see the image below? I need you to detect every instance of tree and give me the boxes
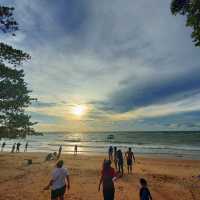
[0,6,37,138]
[171,0,200,47]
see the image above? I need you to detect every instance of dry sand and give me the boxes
[0,152,200,200]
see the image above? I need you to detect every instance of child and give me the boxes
[139,178,152,200]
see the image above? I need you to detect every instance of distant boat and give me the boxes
[107,134,114,140]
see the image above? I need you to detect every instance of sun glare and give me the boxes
[72,105,86,116]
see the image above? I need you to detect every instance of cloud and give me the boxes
[29,111,65,124]
[94,67,200,113]
[1,0,200,131]
[31,101,58,108]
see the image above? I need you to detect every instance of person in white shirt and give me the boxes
[44,160,70,200]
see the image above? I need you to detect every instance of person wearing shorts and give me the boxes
[117,149,124,176]
[44,160,70,200]
[125,147,135,174]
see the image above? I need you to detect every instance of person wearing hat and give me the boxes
[44,160,70,200]
[98,160,118,200]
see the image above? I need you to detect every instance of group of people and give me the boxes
[45,145,152,200]
[108,146,136,175]
[46,145,63,161]
[99,159,152,200]
[1,141,28,153]
[45,158,152,200]
[45,144,78,162]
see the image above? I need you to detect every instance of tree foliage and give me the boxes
[0,6,18,34]
[0,6,37,138]
[171,0,200,47]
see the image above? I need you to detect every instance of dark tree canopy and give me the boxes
[0,5,37,138]
[0,6,18,34]
[171,0,200,47]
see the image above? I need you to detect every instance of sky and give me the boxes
[1,0,200,132]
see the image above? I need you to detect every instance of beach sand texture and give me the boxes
[0,153,200,200]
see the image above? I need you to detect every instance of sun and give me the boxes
[71,105,87,116]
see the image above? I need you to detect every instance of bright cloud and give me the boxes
[1,0,200,131]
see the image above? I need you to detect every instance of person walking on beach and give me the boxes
[108,146,113,161]
[98,160,118,200]
[125,147,135,174]
[11,143,16,153]
[74,145,78,155]
[113,147,118,170]
[1,142,6,152]
[117,149,124,176]
[16,142,21,152]
[24,142,28,152]
[44,160,70,200]
[139,178,152,200]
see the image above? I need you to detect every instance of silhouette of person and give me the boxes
[24,142,28,152]
[11,143,16,153]
[1,142,6,152]
[74,145,78,155]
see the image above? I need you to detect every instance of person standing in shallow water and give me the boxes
[11,143,16,153]
[125,147,135,174]
[24,142,28,152]
[1,142,6,152]
[74,145,78,155]
[98,160,118,200]
[16,142,21,152]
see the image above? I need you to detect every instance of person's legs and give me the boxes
[103,190,114,200]
[121,163,124,176]
[114,160,118,170]
[59,195,64,200]
[51,190,58,200]
[118,162,120,173]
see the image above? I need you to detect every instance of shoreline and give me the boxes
[1,150,200,161]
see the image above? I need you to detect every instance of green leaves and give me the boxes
[0,5,37,138]
[0,43,31,66]
[171,0,200,47]
[0,6,18,34]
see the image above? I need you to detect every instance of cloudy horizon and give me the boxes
[1,0,200,132]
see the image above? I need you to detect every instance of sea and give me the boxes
[1,131,200,159]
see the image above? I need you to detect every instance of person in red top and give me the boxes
[98,160,117,200]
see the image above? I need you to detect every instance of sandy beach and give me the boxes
[0,152,200,200]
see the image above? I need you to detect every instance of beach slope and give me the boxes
[0,153,200,200]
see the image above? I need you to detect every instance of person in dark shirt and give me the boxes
[98,160,118,200]
[108,146,113,161]
[139,178,152,200]
[16,142,21,152]
[117,149,124,176]
[1,142,6,152]
[11,143,16,153]
[113,147,118,170]
[24,142,28,152]
[74,145,78,155]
